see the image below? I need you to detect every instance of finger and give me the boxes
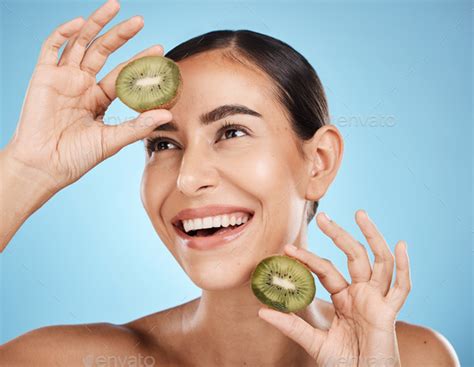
[355,210,394,295]
[100,109,173,158]
[284,244,349,295]
[38,17,85,65]
[61,0,120,67]
[57,34,78,66]
[385,241,411,310]
[258,308,326,360]
[316,212,372,283]
[97,44,164,102]
[81,15,144,76]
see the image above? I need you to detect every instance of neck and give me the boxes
[185,283,318,366]
[182,227,325,366]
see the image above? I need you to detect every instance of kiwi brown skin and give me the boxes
[251,254,316,313]
[115,55,183,113]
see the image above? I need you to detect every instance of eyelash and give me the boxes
[145,121,250,154]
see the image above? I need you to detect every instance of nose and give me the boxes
[176,142,219,197]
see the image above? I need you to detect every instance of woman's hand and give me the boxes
[258,210,411,367]
[3,0,172,194]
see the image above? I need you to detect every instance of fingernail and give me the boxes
[322,212,331,222]
[286,244,298,252]
[155,110,173,122]
[130,15,144,24]
[258,308,277,320]
[141,110,172,126]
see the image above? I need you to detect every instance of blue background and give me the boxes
[1,0,472,365]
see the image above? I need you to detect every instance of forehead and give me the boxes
[170,50,281,119]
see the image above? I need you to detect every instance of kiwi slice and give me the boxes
[115,55,182,112]
[251,255,316,313]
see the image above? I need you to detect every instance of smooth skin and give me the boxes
[0,0,460,366]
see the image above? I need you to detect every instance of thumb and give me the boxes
[258,307,326,360]
[102,109,173,158]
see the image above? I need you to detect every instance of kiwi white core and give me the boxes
[135,76,164,87]
[272,276,296,290]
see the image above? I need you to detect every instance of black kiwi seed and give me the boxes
[250,254,316,313]
[115,55,182,113]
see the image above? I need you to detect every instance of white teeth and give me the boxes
[193,218,203,230]
[213,216,221,228]
[180,212,251,233]
[202,217,213,229]
[222,216,230,227]
[183,220,191,233]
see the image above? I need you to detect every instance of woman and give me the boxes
[0,0,459,366]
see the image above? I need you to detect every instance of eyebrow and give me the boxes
[152,104,263,132]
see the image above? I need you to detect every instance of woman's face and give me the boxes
[141,50,312,290]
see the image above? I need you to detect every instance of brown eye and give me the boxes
[223,128,246,139]
[146,138,178,154]
[218,124,249,142]
[156,141,177,151]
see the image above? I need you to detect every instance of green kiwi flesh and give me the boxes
[115,55,182,112]
[251,255,316,313]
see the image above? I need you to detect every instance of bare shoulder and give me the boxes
[396,320,460,367]
[123,298,199,365]
[0,322,154,367]
[0,298,198,367]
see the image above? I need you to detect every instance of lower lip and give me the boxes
[173,215,254,251]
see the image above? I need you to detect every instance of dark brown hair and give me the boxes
[165,30,329,224]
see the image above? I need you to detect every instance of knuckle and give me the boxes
[373,253,385,264]
[93,39,115,57]
[52,28,66,40]
[350,242,369,262]
[76,34,90,47]
[92,15,108,28]
[387,253,395,264]
[350,244,366,261]
[321,258,333,267]
[332,231,345,244]
[400,281,412,293]
[42,31,58,49]
[76,28,96,48]
[115,29,130,43]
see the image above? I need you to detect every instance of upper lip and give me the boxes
[171,205,255,227]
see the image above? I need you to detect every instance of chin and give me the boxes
[182,256,256,291]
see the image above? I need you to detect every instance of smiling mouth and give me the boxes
[174,214,254,238]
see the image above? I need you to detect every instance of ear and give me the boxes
[302,125,344,201]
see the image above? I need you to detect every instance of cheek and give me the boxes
[245,147,296,205]
[249,145,306,243]
[140,164,175,217]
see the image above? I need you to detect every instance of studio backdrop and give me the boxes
[0,0,471,365]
